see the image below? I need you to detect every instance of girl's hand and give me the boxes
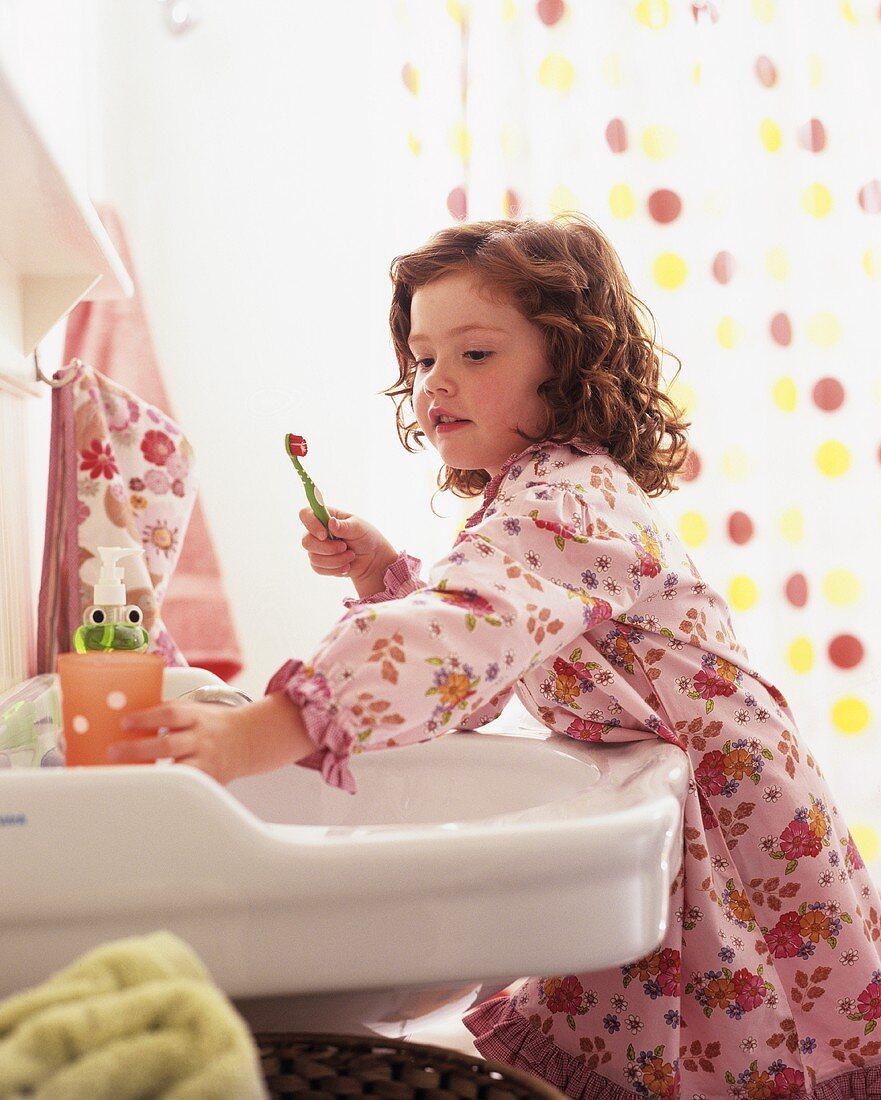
[299,506,399,598]
[108,692,314,784]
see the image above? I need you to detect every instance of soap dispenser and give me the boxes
[73,546,150,653]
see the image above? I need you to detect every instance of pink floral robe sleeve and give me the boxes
[265,481,631,794]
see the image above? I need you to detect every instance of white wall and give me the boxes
[0,0,101,633]
[83,2,468,696]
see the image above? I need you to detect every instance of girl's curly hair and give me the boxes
[383,212,690,499]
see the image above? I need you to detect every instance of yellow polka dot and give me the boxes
[652,252,687,289]
[839,0,860,26]
[779,508,804,542]
[729,575,759,611]
[549,184,580,216]
[634,0,669,29]
[823,569,861,605]
[446,0,470,25]
[449,122,472,162]
[538,54,575,94]
[802,183,833,218]
[679,512,708,548]
[765,246,789,282]
[502,0,517,21]
[863,247,881,279]
[609,183,636,219]
[601,53,623,88]
[787,637,814,674]
[702,192,727,217]
[401,64,420,95]
[716,316,744,349]
[692,63,701,86]
[760,119,783,153]
[642,125,678,160]
[806,312,841,347]
[831,696,870,735]
[815,440,850,477]
[807,54,823,87]
[500,125,525,159]
[721,447,751,480]
[667,378,697,417]
[751,0,775,21]
[772,376,797,412]
[849,823,879,863]
[406,130,421,157]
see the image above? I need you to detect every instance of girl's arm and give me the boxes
[110,690,313,784]
[268,481,645,794]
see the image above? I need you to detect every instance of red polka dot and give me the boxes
[605,118,627,154]
[828,634,864,669]
[785,572,808,608]
[447,187,468,221]
[536,0,566,25]
[812,376,845,411]
[755,55,777,88]
[712,251,735,284]
[648,189,682,224]
[798,118,826,153]
[858,180,881,214]
[679,449,701,482]
[727,512,754,545]
[770,312,792,346]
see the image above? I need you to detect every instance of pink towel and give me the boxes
[62,205,243,682]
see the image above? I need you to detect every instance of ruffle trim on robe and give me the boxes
[264,659,357,794]
[463,995,881,1100]
[462,996,639,1100]
[342,552,424,610]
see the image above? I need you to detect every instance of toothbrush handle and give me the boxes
[293,457,335,536]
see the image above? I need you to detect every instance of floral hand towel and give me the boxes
[37,361,197,673]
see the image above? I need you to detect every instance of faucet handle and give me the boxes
[176,685,253,707]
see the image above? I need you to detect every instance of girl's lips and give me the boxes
[436,419,470,433]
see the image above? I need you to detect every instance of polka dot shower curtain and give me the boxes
[388,0,881,877]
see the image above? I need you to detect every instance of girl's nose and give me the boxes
[422,359,455,394]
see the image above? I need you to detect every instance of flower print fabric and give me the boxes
[37,362,197,675]
[266,441,881,1098]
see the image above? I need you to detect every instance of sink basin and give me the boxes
[0,667,687,1036]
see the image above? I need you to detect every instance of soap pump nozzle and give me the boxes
[94,546,142,605]
[73,545,150,653]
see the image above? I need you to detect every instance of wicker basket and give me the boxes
[253,1032,566,1099]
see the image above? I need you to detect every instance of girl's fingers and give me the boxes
[302,533,347,555]
[109,730,197,763]
[298,508,331,541]
[120,704,196,733]
[311,559,354,576]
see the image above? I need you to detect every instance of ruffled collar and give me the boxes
[464,439,608,529]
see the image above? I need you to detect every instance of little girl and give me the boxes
[113,215,881,1099]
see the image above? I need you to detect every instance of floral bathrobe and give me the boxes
[267,441,881,1100]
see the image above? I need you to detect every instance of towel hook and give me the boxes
[34,348,83,389]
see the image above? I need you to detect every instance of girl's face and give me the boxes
[409,269,553,477]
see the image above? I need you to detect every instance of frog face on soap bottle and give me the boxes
[74,546,150,653]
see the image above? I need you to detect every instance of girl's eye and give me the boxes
[413,351,491,370]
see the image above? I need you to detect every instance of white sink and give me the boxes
[0,667,687,1037]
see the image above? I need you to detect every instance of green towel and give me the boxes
[0,932,268,1099]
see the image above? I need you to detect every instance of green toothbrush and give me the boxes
[285,433,337,539]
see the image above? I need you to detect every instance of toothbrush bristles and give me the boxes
[287,433,308,457]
